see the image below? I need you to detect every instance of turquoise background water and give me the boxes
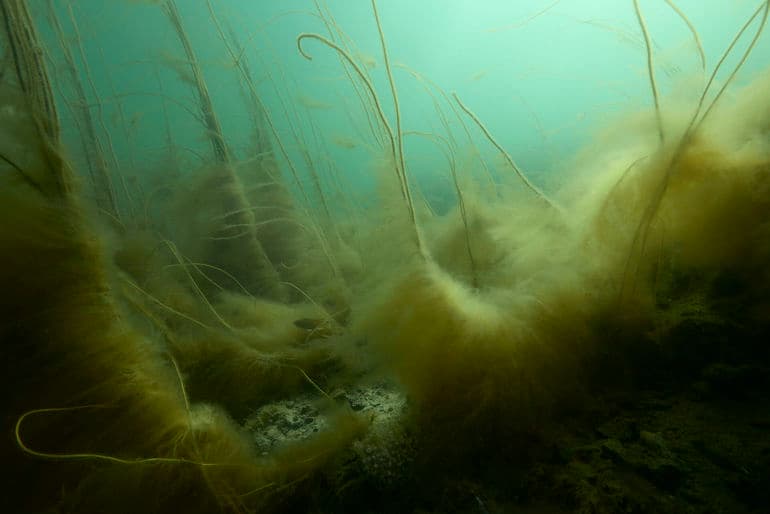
[33,1,770,213]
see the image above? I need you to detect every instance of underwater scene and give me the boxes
[2,0,770,512]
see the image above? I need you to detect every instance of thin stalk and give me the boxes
[46,0,117,214]
[396,63,496,190]
[619,0,770,303]
[406,131,478,287]
[663,0,705,75]
[315,0,387,147]
[66,3,120,172]
[692,1,769,133]
[632,0,664,145]
[1,0,60,143]
[297,32,423,253]
[453,92,562,212]
[206,0,342,282]
[161,0,287,301]
[1,0,72,198]
[162,0,228,162]
[371,0,417,237]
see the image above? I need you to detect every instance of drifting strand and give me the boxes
[486,0,562,33]
[14,406,240,468]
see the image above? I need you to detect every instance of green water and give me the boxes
[34,0,770,216]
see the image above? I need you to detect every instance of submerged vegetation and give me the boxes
[2,0,770,512]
